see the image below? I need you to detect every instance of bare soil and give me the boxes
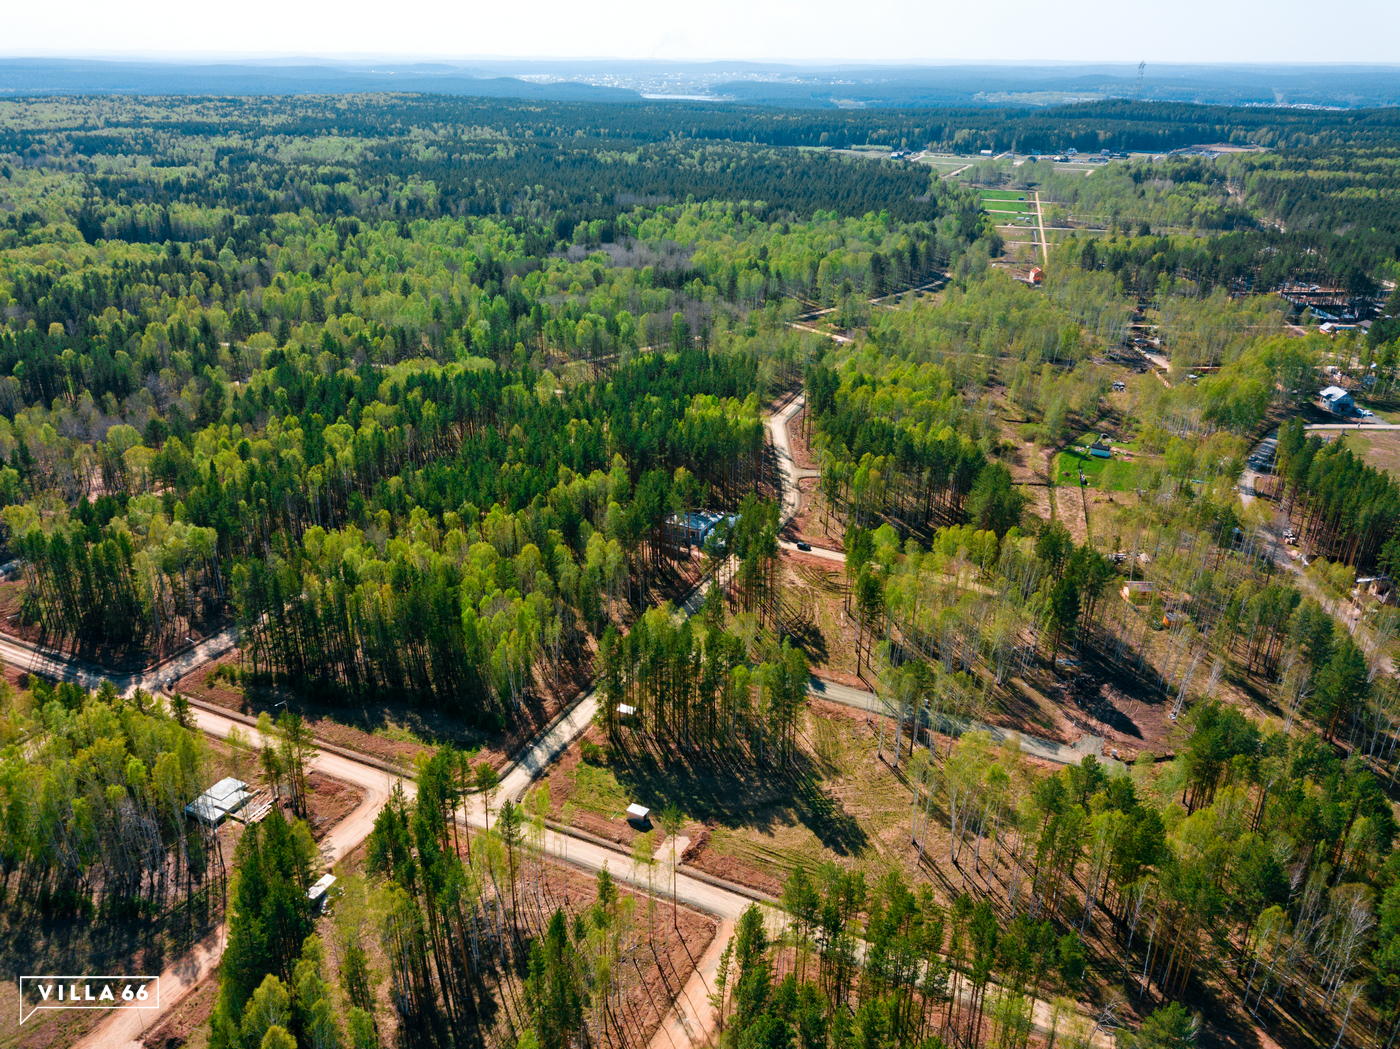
[784,405,821,472]
[776,559,862,683]
[785,478,846,550]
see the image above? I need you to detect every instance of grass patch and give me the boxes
[570,757,635,818]
[373,720,429,746]
[1340,429,1400,481]
[699,709,908,882]
[980,192,1034,220]
[1054,432,1143,491]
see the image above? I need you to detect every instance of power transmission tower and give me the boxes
[1136,61,1146,100]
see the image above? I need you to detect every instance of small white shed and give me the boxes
[308,873,337,912]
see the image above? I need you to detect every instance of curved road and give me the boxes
[32,395,1113,1049]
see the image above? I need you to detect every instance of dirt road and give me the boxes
[769,394,817,527]
[769,394,846,565]
[1033,189,1050,266]
[806,676,1115,769]
[0,624,238,697]
[75,705,400,1049]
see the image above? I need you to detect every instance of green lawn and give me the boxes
[569,758,637,818]
[1054,433,1143,491]
[979,191,1033,217]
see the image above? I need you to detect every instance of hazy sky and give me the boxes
[9,0,1400,65]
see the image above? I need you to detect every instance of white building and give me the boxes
[186,777,251,826]
[1319,386,1355,415]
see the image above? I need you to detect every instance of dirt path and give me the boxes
[74,706,398,1049]
[1033,189,1050,266]
[787,321,853,343]
[648,917,735,1049]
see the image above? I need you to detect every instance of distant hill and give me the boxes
[3,57,1400,109]
[0,58,641,101]
[709,63,1400,109]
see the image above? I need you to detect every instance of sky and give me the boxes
[8,0,1400,65]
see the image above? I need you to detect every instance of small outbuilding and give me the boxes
[616,703,637,719]
[308,874,337,913]
[186,777,251,826]
[1356,576,1395,605]
[625,803,651,826]
[1121,581,1157,605]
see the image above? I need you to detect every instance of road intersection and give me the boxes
[21,395,1114,1049]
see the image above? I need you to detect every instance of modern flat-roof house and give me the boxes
[666,510,736,548]
[186,777,252,826]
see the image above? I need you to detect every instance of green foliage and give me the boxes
[217,810,318,1022]
[0,678,209,914]
[1121,1003,1198,1049]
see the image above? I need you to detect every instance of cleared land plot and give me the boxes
[918,153,980,168]
[1342,429,1400,479]
[1053,431,1147,492]
[541,703,999,898]
[980,192,1033,213]
[777,557,862,684]
[1053,446,1142,491]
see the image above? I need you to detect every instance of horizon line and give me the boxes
[5,52,1400,70]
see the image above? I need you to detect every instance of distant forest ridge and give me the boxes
[4,56,1400,109]
[5,91,1400,154]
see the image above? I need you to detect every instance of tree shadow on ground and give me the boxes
[604,737,868,857]
[1062,627,1177,743]
[0,879,222,989]
[778,594,829,667]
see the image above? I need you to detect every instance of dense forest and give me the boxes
[5,92,1400,1049]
